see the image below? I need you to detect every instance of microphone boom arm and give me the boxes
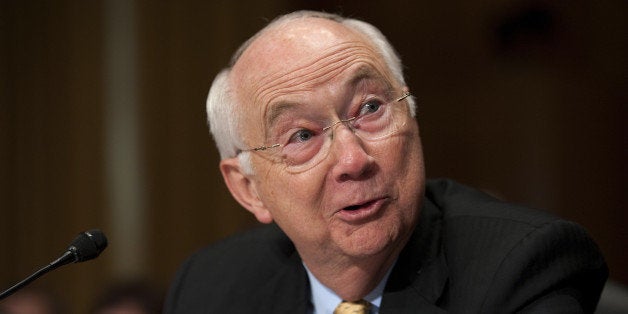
[0,229,107,301]
[0,251,74,300]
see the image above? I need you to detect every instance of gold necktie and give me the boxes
[333,300,371,314]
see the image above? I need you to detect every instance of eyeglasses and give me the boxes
[239,90,412,173]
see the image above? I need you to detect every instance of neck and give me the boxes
[301,248,399,301]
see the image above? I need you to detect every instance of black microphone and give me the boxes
[0,229,108,301]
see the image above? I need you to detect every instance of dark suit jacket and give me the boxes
[164,179,608,313]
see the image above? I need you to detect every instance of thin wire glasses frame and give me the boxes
[238,90,412,172]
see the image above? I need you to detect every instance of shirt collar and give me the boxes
[304,263,395,314]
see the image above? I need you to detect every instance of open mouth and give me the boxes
[343,199,378,211]
[336,197,387,222]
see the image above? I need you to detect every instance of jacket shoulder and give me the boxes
[425,179,607,312]
[164,224,304,313]
[426,178,557,226]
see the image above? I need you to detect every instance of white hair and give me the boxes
[206,11,415,173]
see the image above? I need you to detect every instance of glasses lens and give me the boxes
[352,95,408,141]
[249,91,410,174]
[279,133,327,167]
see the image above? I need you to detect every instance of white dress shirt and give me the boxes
[304,263,394,314]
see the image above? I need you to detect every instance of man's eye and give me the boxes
[359,99,383,116]
[289,129,315,143]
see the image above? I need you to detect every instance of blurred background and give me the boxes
[1,0,626,313]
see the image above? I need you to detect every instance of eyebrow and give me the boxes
[349,65,383,87]
[266,100,306,129]
[264,65,391,128]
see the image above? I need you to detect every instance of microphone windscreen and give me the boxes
[68,229,108,262]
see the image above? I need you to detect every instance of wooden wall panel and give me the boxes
[1,1,106,313]
[1,1,626,313]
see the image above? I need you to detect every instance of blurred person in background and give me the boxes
[0,288,63,314]
[91,281,162,314]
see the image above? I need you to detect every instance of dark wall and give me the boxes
[2,1,626,313]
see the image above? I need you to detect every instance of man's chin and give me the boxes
[333,227,400,258]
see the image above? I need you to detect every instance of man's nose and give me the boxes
[328,124,374,181]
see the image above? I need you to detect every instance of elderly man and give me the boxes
[164,11,607,313]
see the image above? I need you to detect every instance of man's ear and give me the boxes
[219,157,273,224]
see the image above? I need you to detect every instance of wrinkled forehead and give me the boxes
[229,17,392,104]
[232,18,361,80]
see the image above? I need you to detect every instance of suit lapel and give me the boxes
[381,198,449,313]
[256,232,310,313]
